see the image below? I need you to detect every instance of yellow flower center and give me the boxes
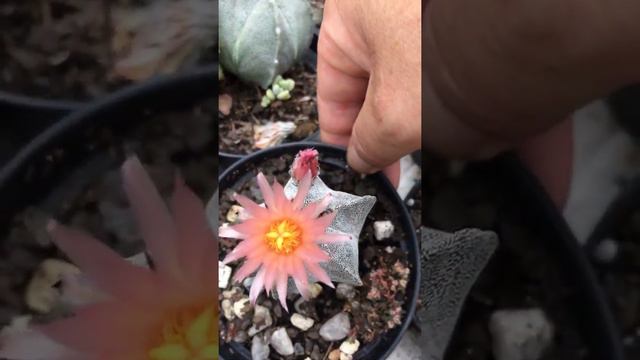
[265,219,302,254]
[148,304,218,360]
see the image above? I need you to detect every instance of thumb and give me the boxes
[347,86,420,174]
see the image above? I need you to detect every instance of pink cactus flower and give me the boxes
[0,157,217,360]
[291,148,319,182]
[220,171,349,311]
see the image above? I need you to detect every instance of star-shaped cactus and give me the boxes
[283,172,375,285]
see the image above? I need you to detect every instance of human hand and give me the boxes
[424,0,640,207]
[317,0,421,187]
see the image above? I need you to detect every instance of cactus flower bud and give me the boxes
[291,148,319,182]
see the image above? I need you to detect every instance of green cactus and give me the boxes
[219,0,314,88]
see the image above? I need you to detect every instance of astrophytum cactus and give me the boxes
[219,0,314,88]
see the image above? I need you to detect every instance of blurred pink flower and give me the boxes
[0,157,217,359]
[220,171,349,311]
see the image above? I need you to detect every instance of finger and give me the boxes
[382,161,401,189]
[347,86,420,174]
[317,1,369,147]
[517,117,574,209]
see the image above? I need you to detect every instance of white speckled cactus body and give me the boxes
[219,0,314,88]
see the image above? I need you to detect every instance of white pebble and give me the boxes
[340,353,353,360]
[319,312,351,341]
[233,298,252,319]
[309,283,323,298]
[249,305,273,336]
[373,220,394,240]
[219,261,232,289]
[290,313,315,331]
[489,308,554,360]
[270,328,294,356]
[226,205,243,223]
[25,259,80,313]
[339,338,360,355]
[222,299,235,320]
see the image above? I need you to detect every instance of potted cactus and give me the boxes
[217,144,419,360]
[218,0,321,161]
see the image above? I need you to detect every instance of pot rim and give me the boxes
[218,142,421,360]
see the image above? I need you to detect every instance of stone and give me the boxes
[340,353,353,360]
[25,259,80,313]
[251,334,270,360]
[233,330,248,342]
[248,305,273,336]
[270,327,294,356]
[291,313,315,331]
[335,283,356,300]
[219,261,232,289]
[222,286,243,300]
[319,312,351,341]
[242,276,254,290]
[226,204,243,223]
[233,298,252,319]
[373,220,394,240]
[328,349,341,360]
[339,338,360,355]
[221,299,234,320]
[489,308,554,360]
[294,342,305,356]
[309,283,323,298]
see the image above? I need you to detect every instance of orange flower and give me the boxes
[0,157,217,359]
[220,171,350,310]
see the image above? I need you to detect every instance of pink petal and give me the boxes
[257,173,275,210]
[121,157,180,279]
[219,225,243,239]
[290,258,311,299]
[301,194,332,218]
[48,221,158,304]
[0,327,85,360]
[296,244,330,263]
[37,301,157,353]
[292,171,312,210]
[249,268,266,304]
[305,262,334,288]
[315,211,336,230]
[234,194,268,218]
[271,180,288,212]
[221,239,254,264]
[262,261,278,296]
[276,271,289,311]
[171,174,216,282]
[233,257,262,282]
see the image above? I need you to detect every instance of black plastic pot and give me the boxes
[0,65,216,228]
[219,142,421,360]
[469,155,624,360]
[608,84,640,140]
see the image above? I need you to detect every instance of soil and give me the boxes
[219,153,413,359]
[0,99,217,332]
[218,67,319,155]
[420,155,588,360]
[592,207,640,359]
[0,0,215,100]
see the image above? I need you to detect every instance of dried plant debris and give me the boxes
[0,0,216,99]
[112,0,217,81]
[219,67,318,155]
